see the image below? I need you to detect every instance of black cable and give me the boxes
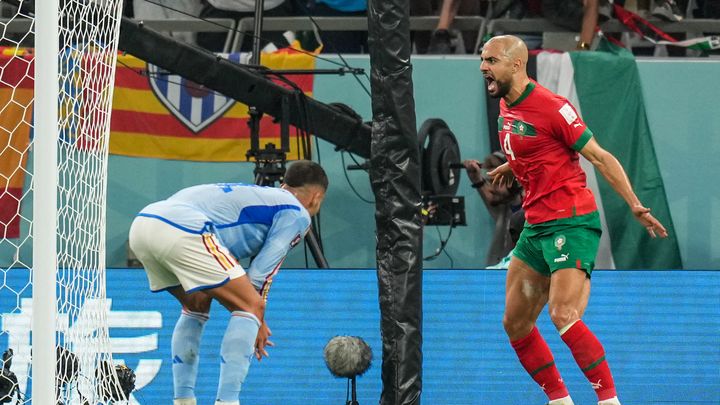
[141,0,365,72]
[116,57,228,96]
[295,123,302,160]
[297,95,325,250]
[266,71,326,256]
[347,151,368,173]
[294,125,305,159]
[265,73,310,160]
[295,92,312,159]
[315,127,322,165]
[423,225,455,264]
[304,238,310,268]
[291,0,372,98]
[314,129,323,243]
[341,152,374,204]
[257,70,314,166]
[443,240,455,268]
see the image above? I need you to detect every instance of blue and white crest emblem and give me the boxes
[146,53,247,133]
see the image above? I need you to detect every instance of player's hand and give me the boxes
[487,162,514,187]
[254,321,274,361]
[631,205,668,238]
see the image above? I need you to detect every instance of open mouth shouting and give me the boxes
[485,74,498,95]
[484,72,506,98]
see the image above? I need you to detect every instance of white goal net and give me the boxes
[0,1,127,403]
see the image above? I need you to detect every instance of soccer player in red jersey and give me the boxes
[480,35,668,405]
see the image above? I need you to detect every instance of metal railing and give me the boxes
[231,16,485,52]
[1,15,717,53]
[489,18,720,35]
[150,15,720,53]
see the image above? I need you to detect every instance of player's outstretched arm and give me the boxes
[580,137,668,238]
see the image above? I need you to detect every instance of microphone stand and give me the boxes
[346,376,359,405]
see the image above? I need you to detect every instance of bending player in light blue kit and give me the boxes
[129,160,328,405]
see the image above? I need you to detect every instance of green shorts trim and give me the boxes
[513,211,601,277]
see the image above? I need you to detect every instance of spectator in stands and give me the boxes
[542,0,600,50]
[302,0,368,54]
[426,0,481,54]
[133,0,203,44]
[698,0,720,48]
[428,0,531,53]
[652,0,685,22]
[428,0,601,53]
[123,0,134,18]
[463,151,523,266]
[410,0,439,54]
[196,0,297,52]
[699,0,720,18]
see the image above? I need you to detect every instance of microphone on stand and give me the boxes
[324,336,373,405]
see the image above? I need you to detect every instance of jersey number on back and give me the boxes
[502,132,516,161]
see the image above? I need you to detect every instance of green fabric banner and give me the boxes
[570,46,682,269]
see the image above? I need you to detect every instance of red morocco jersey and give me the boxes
[498,80,596,224]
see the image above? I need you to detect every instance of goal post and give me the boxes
[0,0,126,403]
[33,2,59,405]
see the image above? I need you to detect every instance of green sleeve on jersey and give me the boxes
[571,128,593,151]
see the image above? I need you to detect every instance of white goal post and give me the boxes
[0,1,126,403]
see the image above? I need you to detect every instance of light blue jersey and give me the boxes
[137,183,310,290]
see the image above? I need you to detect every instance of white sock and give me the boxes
[598,397,621,405]
[173,398,197,405]
[548,395,575,405]
[558,319,580,336]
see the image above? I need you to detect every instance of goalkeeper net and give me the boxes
[0,1,129,403]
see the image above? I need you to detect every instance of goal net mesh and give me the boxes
[0,1,126,403]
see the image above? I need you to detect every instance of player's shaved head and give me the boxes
[480,35,531,100]
[486,35,528,67]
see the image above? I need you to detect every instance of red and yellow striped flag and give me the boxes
[0,49,33,238]
[110,44,317,161]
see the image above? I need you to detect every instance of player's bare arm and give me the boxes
[580,137,668,238]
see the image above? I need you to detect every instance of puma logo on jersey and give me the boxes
[573,122,583,128]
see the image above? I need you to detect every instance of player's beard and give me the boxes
[488,78,512,99]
